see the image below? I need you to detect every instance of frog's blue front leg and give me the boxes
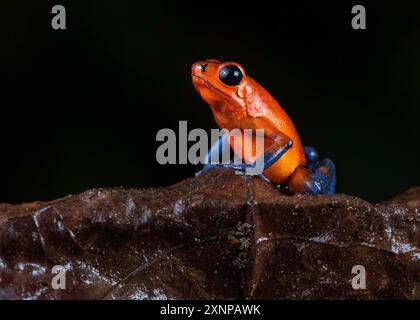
[262,136,293,169]
[201,134,230,172]
[198,134,252,174]
[197,133,292,176]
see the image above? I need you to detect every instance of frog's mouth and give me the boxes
[192,74,230,99]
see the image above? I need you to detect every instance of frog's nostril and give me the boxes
[200,63,208,72]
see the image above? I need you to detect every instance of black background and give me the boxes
[1,1,419,203]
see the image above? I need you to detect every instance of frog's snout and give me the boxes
[191,59,221,77]
[191,62,206,77]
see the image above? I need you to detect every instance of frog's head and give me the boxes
[192,59,248,114]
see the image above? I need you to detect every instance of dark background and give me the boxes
[1,1,419,203]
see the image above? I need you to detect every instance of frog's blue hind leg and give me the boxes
[304,146,318,163]
[302,146,335,194]
[312,158,336,194]
[323,159,336,194]
[287,158,336,195]
[275,146,319,191]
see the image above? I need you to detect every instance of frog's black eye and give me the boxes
[219,65,243,86]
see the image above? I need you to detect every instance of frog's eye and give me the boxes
[219,65,243,86]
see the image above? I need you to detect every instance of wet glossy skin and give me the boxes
[191,59,306,184]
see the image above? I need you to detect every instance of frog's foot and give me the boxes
[286,158,336,195]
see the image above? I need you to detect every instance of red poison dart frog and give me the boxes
[192,59,336,195]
